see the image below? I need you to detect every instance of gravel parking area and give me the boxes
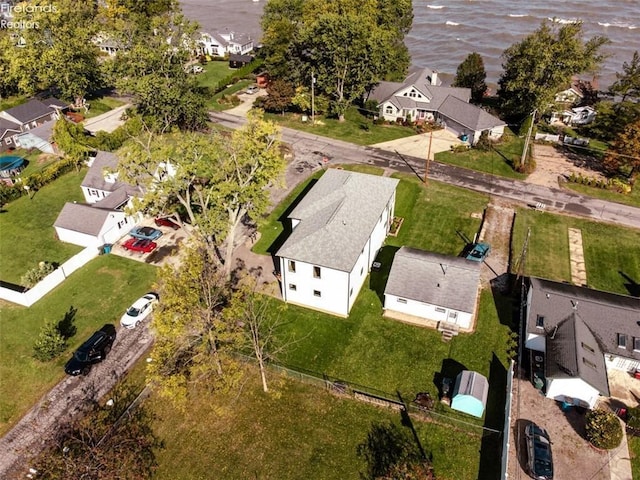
[508,376,610,480]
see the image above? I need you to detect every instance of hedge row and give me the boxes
[214,59,264,94]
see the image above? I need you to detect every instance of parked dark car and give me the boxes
[65,324,116,376]
[525,422,554,480]
[154,217,180,230]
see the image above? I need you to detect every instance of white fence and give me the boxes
[501,360,515,480]
[0,247,99,307]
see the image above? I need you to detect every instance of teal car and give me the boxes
[466,242,490,262]
[129,226,163,241]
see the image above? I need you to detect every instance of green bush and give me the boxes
[33,320,67,361]
[627,407,640,431]
[585,409,623,450]
[21,261,56,287]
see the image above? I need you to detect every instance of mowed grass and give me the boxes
[265,107,416,146]
[0,255,157,436]
[564,181,640,208]
[435,129,527,180]
[83,96,126,119]
[0,169,86,284]
[630,435,640,480]
[512,209,640,295]
[196,60,234,89]
[150,373,484,480]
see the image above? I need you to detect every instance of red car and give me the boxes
[154,217,180,230]
[122,238,157,253]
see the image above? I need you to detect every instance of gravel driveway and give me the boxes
[0,324,154,479]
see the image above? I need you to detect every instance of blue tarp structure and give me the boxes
[451,370,488,418]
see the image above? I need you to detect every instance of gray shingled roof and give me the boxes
[385,247,481,313]
[0,117,20,139]
[18,120,54,141]
[3,99,53,124]
[276,169,398,272]
[527,277,640,360]
[438,95,506,131]
[54,203,112,236]
[545,313,610,396]
[82,151,139,198]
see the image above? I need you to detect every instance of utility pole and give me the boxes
[311,70,316,125]
[520,109,536,169]
[424,130,433,185]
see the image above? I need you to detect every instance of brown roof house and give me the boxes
[524,277,640,408]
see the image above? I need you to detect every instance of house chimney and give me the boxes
[571,300,578,310]
[430,71,438,86]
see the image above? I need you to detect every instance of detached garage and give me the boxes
[451,370,489,418]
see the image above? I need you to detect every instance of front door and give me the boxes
[447,311,458,325]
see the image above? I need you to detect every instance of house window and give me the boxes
[581,342,595,354]
[289,284,297,291]
[5,138,12,145]
[635,337,640,352]
[435,307,446,313]
[313,290,321,298]
[385,106,393,115]
[582,357,597,370]
[535,315,545,328]
[288,260,296,273]
[408,90,417,98]
[617,333,627,348]
[397,298,407,304]
[313,266,321,279]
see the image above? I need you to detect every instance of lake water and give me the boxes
[180,0,639,87]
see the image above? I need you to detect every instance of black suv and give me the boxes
[64,324,116,376]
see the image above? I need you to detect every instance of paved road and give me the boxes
[0,325,153,479]
[211,111,640,231]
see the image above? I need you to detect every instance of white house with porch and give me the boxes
[368,67,506,145]
[383,248,481,331]
[197,31,254,57]
[276,169,399,317]
[524,277,640,408]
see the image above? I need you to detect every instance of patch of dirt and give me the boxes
[508,377,610,480]
[528,144,606,188]
[478,197,515,289]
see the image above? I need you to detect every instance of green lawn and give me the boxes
[512,209,640,295]
[435,129,528,180]
[84,96,127,119]
[196,60,234,89]
[0,169,86,285]
[265,107,417,146]
[630,435,640,480]
[150,372,485,480]
[0,255,157,435]
[564,181,640,208]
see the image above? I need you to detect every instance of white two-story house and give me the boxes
[276,169,399,317]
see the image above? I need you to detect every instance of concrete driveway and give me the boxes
[226,88,267,117]
[83,104,130,134]
[371,128,462,159]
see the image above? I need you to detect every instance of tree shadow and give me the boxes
[368,245,400,304]
[356,419,430,480]
[57,306,77,340]
[265,179,318,255]
[514,418,532,474]
[0,279,27,293]
[619,270,640,297]
[477,354,508,480]
[490,275,518,329]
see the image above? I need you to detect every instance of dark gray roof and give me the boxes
[41,97,68,110]
[93,186,130,209]
[385,247,481,313]
[54,203,112,236]
[276,169,399,271]
[82,151,139,198]
[229,53,254,63]
[18,120,54,141]
[545,313,610,396]
[438,96,506,132]
[0,117,20,139]
[2,99,53,124]
[527,277,640,361]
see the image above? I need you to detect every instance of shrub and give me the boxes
[450,144,470,153]
[474,131,492,151]
[21,261,56,287]
[627,407,640,430]
[585,409,623,450]
[33,320,67,361]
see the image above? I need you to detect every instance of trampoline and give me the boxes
[0,155,26,178]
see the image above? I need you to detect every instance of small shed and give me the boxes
[229,53,254,69]
[451,370,488,418]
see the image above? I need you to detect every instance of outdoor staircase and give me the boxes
[438,322,459,342]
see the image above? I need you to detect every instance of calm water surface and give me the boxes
[180,0,639,87]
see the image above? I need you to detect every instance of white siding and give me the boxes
[55,228,101,247]
[279,258,350,316]
[545,377,600,409]
[383,293,473,329]
[99,212,130,244]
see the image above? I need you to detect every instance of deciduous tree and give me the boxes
[147,244,242,408]
[498,21,608,118]
[603,119,640,177]
[454,52,487,103]
[610,51,640,102]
